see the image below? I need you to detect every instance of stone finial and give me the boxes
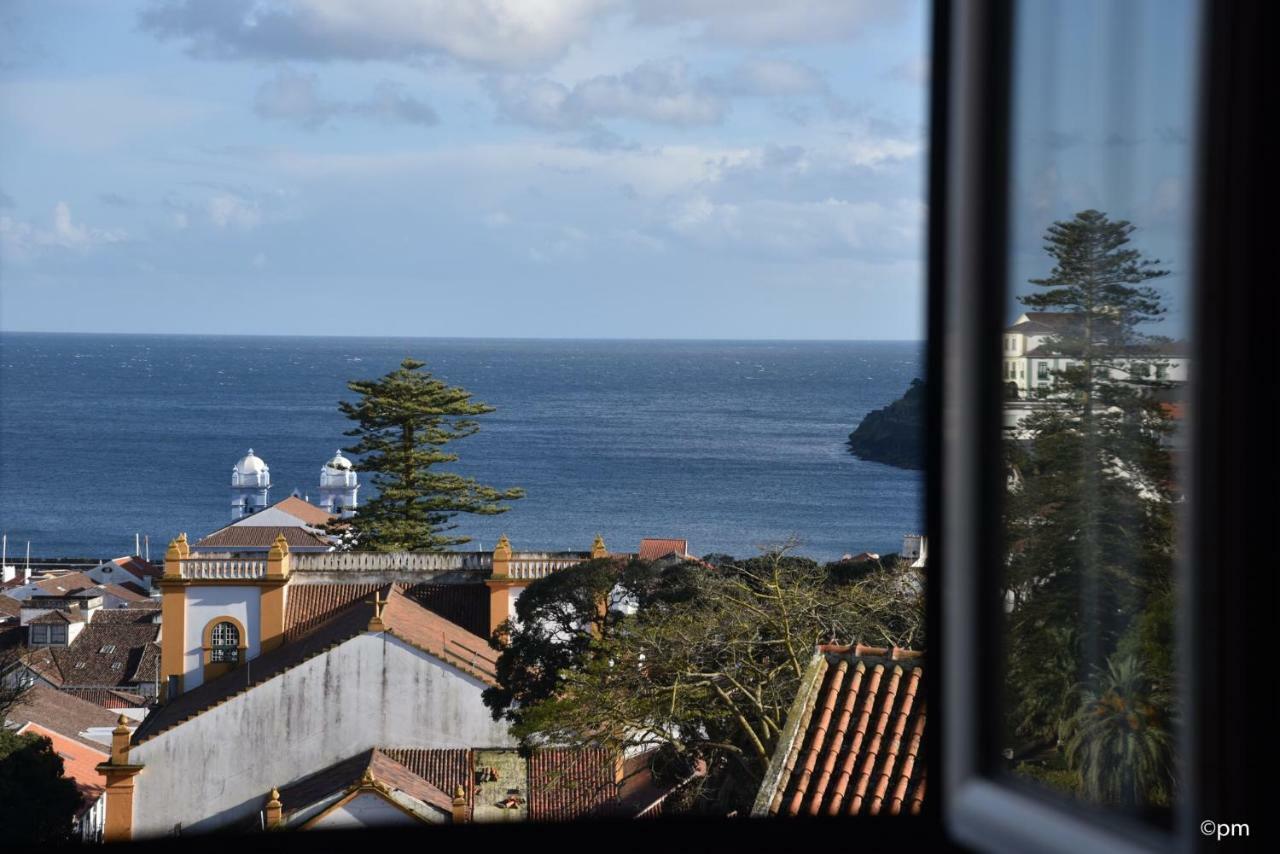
[360,768,376,787]
[266,532,290,579]
[591,534,608,559]
[267,532,289,561]
[265,787,283,829]
[492,534,512,577]
[452,785,469,824]
[163,535,186,579]
[110,715,131,765]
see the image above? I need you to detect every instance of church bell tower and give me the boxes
[230,449,271,520]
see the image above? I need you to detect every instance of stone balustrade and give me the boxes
[177,558,268,580]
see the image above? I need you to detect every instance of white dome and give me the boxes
[324,450,353,471]
[234,449,269,476]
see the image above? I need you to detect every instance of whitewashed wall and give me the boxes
[307,793,419,829]
[182,586,261,691]
[130,632,513,837]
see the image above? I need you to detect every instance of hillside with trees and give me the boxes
[847,378,925,469]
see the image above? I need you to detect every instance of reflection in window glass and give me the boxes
[999,0,1196,822]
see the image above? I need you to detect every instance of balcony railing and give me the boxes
[177,558,267,580]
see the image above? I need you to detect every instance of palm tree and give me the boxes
[1063,655,1175,807]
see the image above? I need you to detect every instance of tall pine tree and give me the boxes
[1003,211,1178,807]
[335,358,523,551]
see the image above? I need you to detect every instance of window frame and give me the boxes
[930,1,1267,853]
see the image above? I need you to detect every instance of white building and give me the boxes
[1002,312,1189,434]
[230,450,271,520]
[317,450,359,518]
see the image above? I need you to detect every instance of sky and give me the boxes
[0,1,931,340]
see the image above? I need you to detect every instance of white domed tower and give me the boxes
[230,449,271,520]
[318,450,359,518]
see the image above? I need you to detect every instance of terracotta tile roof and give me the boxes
[379,748,472,808]
[17,722,108,816]
[754,644,926,818]
[113,556,163,580]
[284,583,381,639]
[133,585,495,745]
[16,571,148,604]
[40,620,161,689]
[379,586,498,684]
[286,582,490,642]
[527,748,618,822]
[400,584,489,640]
[29,609,78,624]
[0,596,20,619]
[57,687,148,709]
[194,526,333,551]
[5,684,122,750]
[270,496,336,528]
[638,539,689,561]
[276,748,456,822]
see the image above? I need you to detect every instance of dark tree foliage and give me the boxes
[0,730,82,845]
[847,378,926,469]
[1003,210,1177,808]
[333,358,523,551]
[484,548,924,814]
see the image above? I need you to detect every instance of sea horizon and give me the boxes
[0,333,923,561]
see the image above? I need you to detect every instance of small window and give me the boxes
[210,620,240,664]
[111,662,123,671]
[50,625,67,644]
[99,644,115,654]
[30,625,48,644]
[74,661,87,669]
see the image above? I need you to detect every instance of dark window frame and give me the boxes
[930,1,1268,853]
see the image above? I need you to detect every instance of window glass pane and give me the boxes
[999,0,1197,825]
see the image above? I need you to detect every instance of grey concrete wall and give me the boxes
[130,632,513,837]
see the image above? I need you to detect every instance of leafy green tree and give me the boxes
[1002,211,1178,807]
[334,358,523,551]
[485,546,924,814]
[0,729,82,844]
[1063,655,1175,807]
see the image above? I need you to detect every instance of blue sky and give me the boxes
[0,1,931,340]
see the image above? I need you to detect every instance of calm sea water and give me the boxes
[0,334,922,561]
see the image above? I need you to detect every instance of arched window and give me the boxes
[210,621,240,663]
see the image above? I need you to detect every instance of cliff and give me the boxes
[847,379,925,470]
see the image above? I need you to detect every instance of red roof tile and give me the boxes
[756,644,926,817]
[270,496,336,528]
[17,722,108,816]
[527,748,618,822]
[194,526,332,551]
[6,684,122,749]
[638,539,689,561]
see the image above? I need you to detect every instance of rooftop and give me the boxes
[753,643,926,818]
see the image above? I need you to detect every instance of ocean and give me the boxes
[0,334,922,562]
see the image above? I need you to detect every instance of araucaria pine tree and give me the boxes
[1003,210,1178,807]
[335,358,523,551]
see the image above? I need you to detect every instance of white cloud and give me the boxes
[489,58,724,130]
[253,67,438,129]
[717,58,827,96]
[630,0,909,46]
[140,0,615,71]
[665,195,922,258]
[0,202,127,260]
[208,193,262,229]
